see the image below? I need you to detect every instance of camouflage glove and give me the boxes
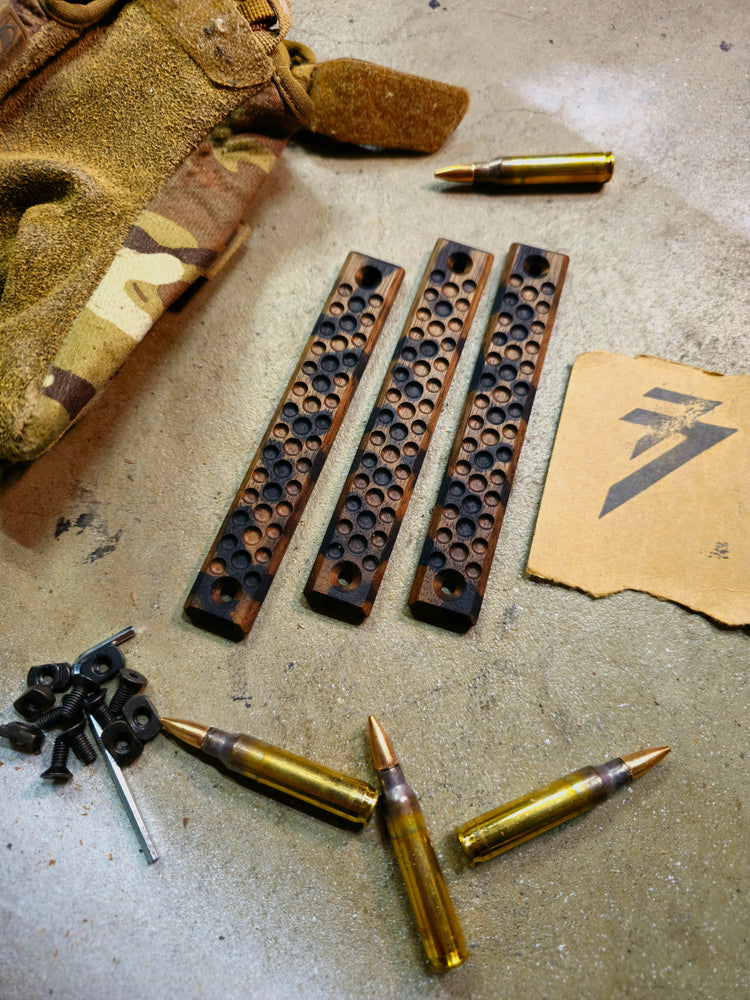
[0,0,468,463]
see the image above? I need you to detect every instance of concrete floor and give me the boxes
[1,1,748,998]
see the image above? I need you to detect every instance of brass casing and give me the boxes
[211,729,379,825]
[380,765,468,972]
[456,764,617,864]
[478,152,614,185]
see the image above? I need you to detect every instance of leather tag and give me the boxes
[0,4,28,69]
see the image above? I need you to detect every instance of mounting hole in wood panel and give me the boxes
[355,265,383,288]
[523,254,550,277]
[331,562,362,591]
[212,577,241,604]
[434,569,465,599]
[446,252,473,275]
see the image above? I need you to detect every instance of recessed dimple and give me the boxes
[357,510,376,530]
[303,396,320,414]
[435,300,452,317]
[457,517,475,538]
[397,402,415,420]
[428,551,446,570]
[404,382,422,402]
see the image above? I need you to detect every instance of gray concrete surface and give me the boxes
[1,1,748,998]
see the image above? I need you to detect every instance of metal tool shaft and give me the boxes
[88,714,159,864]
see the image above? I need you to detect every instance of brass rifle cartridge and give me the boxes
[161,717,379,825]
[435,152,614,186]
[456,746,670,864]
[368,716,468,972]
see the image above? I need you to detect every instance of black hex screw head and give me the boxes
[101,720,143,766]
[108,668,148,718]
[14,684,56,721]
[121,695,161,742]
[26,663,72,694]
[76,644,126,687]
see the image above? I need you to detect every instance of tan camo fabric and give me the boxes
[0,0,468,464]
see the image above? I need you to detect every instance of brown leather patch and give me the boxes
[0,4,28,68]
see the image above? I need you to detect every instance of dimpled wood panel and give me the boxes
[408,243,568,632]
[303,239,493,624]
[184,253,404,640]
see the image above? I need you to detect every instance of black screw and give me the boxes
[63,720,97,765]
[109,668,148,717]
[58,674,99,725]
[40,736,72,782]
[85,688,117,729]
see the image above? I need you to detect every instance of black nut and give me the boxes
[26,662,72,693]
[0,721,45,753]
[121,695,161,742]
[101,720,143,766]
[76,644,126,686]
[13,684,56,721]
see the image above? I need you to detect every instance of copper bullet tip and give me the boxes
[434,164,475,183]
[621,745,671,780]
[367,715,399,771]
[159,717,210,750]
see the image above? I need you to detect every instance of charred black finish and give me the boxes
[409,244,568,631]
[184,253,404,640]
[304,239,493,623]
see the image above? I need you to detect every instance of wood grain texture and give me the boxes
[304,239,493,624]
[184,253,404,640]
[408,244,568,632]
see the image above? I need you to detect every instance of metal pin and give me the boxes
[88,714,159,865]
[74,625,136,668]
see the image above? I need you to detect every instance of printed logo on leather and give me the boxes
[0,4,27,68]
